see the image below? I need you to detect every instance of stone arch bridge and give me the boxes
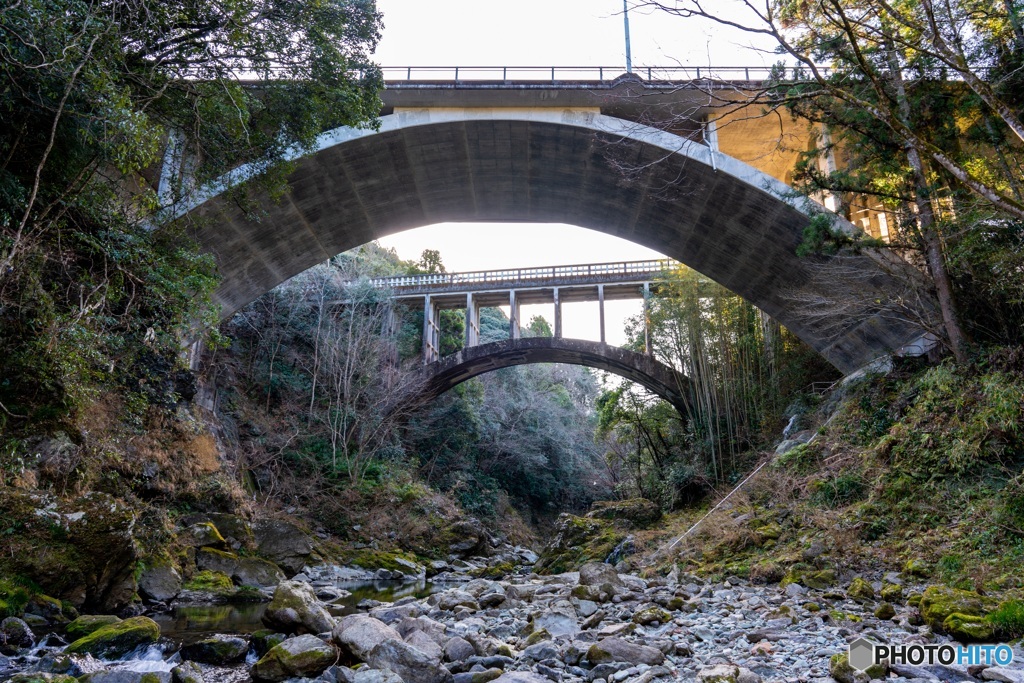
[358,258,693,415]
[167,66,936,377]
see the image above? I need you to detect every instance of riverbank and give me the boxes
[4,560,1024,683]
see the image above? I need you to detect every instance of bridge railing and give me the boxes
[379,65,833,83]
[359,258,678,291]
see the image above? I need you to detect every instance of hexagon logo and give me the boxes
[848,637,876,671]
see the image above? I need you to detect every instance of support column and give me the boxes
[465,293,479,348]
[510,290,520,340]
[422,295,439,364]
[553,287,562,339]
[643,282,652,356]
[598,284,606,345]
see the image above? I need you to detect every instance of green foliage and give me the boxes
[0,577,32,618]
[0,0,383,426]
[987,600,1024,639]
[795,214,856,257]
[810,472,867,508]
[888,363,1024,477]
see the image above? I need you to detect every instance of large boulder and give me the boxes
[333,614,402,661]
[263,581,334,635]
[0,491,139,611]
[65,614,121,640]
[180,634,250,664]
[534,515,625,575]
[180,513,255,551]
[195,549,285,588]
[234,557,286,587]
[586,637,665,666]
[446,519,490,558]
[250,634,337,682]
[253,519,315,576]
[0,617,34,654]
[138,561,182,602]
[578,563,624,588]
[920,586,998,631]
[65,616,160,658]
[366,638,454,683]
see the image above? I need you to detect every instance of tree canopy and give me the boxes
[0,0,383,425]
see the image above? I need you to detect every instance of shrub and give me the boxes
[987,599,1024,639]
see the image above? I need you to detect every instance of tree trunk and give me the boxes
[888,43,971,362]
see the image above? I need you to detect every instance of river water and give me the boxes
[0,579,443,680]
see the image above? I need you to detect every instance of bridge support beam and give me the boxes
[598,284,606,345]
[465,293,479,348]
[643,282,652,357]
[509,290,520,340]
[423,294,440,364]
[553,287,562,339]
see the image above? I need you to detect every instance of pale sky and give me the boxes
[369,1,774,345]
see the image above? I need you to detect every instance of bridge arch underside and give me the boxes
[190,114,928,374]
[416,338,691,417]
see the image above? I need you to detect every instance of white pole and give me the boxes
[623,0,633,73]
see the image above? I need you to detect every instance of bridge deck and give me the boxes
[354,259,678,309]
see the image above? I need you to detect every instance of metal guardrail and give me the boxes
[379,65,832,83]
[361,258,677,291]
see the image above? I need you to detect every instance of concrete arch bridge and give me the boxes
[168,67,936,378]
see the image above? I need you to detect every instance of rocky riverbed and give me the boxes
[4,560,1024,683]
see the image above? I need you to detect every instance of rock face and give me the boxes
[250,634,337,682]
[65,615,160,658]
[0,491,139,611]
[262,580,335,635]
[196,548,285,587]
[585,499,662,528]
[253,519,315,575]
[138,561,182,602]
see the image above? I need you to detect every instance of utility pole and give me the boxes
[623,0,633,73]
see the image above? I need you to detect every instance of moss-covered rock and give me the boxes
[874,602,896,620]
[534,514,625,574]
[632,605,672,625]
[903,558,930,578]
[585,499,662,528]
[180,633,250,664]
[262,580,334,635]
[829,652,886,682]
[781,567,836,590]
[186,522,228,549]
[65,615,160,658]
[848,577,875,601]
[880,583,903,603]
[943,613,996,642]
[184,569,234,592]
[524,628,551,646]
[250,633,337,682]
[919,586,998,631]
[8,674,79,683]
[252,629,287,658]
[65,614,121,640]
